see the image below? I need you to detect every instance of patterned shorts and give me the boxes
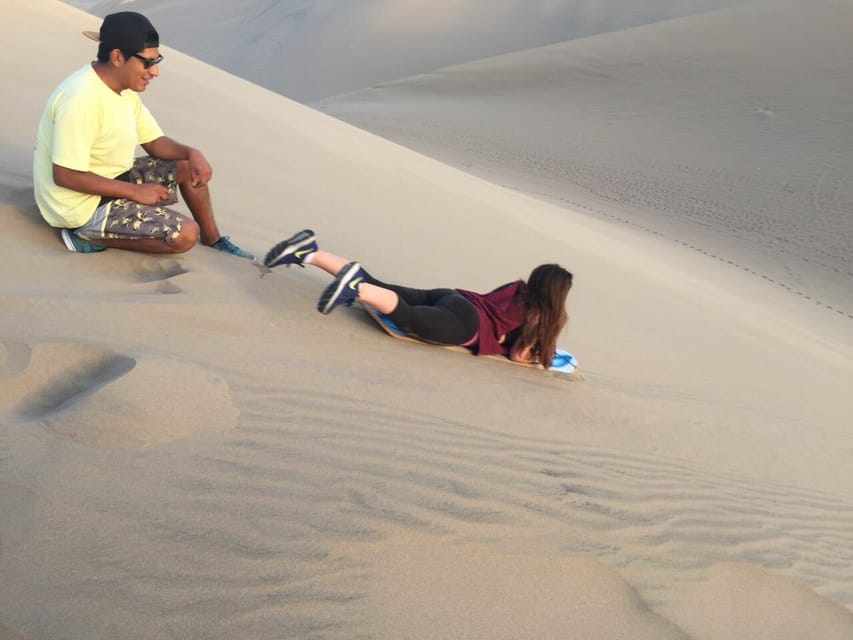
[75,156,187,243]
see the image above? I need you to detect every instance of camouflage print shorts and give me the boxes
[75,156,188,243]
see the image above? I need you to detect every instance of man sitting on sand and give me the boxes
[33,11,253,259]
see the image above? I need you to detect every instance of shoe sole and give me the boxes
[318,262,363,314]
[263,229,315,268]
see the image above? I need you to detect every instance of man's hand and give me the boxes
[187,148,213,188]
[133,182,171,206]
[141,137,214,188]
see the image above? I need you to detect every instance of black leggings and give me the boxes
[362,270,479,346]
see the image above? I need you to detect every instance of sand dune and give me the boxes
[2,0,853,638]
[68,0,751,101]
[1,341,237,447]
[319,0,853,319]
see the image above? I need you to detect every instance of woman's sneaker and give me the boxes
[264,229,317,268]
[317,261,365,314]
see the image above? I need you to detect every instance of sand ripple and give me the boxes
[3,372,852,638]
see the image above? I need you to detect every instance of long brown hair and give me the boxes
[519,264,573,369]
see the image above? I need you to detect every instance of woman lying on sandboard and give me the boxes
[263,229,573,370]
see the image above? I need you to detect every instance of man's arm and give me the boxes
[52,165,168,206]
[142,136,212,188]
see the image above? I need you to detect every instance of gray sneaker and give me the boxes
[61,228,106,253]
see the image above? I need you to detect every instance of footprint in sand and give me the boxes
[132,258,187,283]
[752,106,775,121]
[131,258,188,294]
[0,341,237,447]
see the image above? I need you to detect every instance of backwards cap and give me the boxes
[82,11,159,53]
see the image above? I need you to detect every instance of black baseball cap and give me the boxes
[82,11,159,53]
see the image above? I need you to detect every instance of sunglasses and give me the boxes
[131,53,164,69]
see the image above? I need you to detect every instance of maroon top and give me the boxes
[456,281,527,356]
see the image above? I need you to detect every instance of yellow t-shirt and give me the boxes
[33,64,164,228]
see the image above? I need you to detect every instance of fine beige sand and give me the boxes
[2,1,853,639]
[318,0,853,320]
[75,0,752,101]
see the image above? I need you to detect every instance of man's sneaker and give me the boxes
[61,228,106,253]
[263,229,317,268]
[317,261,365,314]
[211,236,255,260]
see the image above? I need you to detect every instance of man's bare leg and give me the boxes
[87,218,200,254]
[176,160,220,245]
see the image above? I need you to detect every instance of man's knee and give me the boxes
[168,218,199,253]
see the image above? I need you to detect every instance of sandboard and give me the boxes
[362,304,579,374]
